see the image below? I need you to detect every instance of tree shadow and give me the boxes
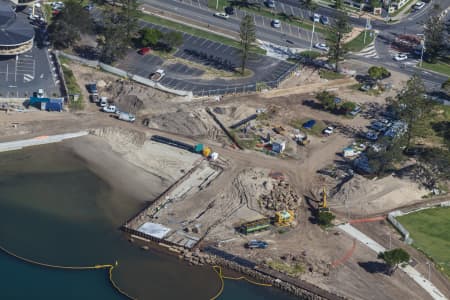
[358,261,388,274]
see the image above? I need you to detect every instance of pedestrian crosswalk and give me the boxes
[354,41,379,59]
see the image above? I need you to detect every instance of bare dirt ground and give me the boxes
[0,62,446,300]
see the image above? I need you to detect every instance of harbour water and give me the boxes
[0,142,298,300]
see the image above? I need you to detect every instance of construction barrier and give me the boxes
[0,244,136,300]
[210,266,272,300]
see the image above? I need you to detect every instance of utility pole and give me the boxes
[309,20,316,51]
[426,262,431,281]
[216,0,218,10]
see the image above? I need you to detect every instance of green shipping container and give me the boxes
[240,218,270,235]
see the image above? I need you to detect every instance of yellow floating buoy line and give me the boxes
[210,265,272,300]
[0,245,137,300]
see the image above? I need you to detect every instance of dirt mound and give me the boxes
[332,174,428,214]
[145,109,221,139]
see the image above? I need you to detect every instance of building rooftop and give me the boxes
[0,0,34,46]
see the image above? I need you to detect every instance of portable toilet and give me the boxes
[194,144,204,153]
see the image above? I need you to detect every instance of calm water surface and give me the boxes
[0,142,298,300]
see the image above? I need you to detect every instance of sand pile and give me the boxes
[332,174,428,214]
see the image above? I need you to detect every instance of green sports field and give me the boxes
[397,207,450,278]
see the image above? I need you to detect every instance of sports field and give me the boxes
[397,207,450,278]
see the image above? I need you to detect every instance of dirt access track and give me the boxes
[0,63,447,300]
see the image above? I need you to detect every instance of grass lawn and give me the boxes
[290,118,326,136]
[60,62,84,110]
[346,30,375,52]
[397,207,450,278]
[207,0,229,11]
[419,60,450,77]
[319,69,345,80]
[389,0,415,17]
[140,14,266,55]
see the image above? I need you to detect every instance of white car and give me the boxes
[394,53,408,61]
[102,105,117,113]
[271,19,281,28]
[214,12,229,19]
[323,126,334,135]
[313,13,320,23]
[314,43,329,51]
[414,1,425,10]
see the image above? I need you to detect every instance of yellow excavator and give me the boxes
[319,187,330,212]
[274,210,294,226]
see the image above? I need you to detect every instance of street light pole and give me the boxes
[216,0,218,10]
[309,20,316,51]
[420,38,425,67]
[426,262,431,281]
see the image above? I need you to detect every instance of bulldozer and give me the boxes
[318,187,330,212]
[274,210,294,226]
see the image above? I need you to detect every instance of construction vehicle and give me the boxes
[240,218,270,235]
[202,147,211,157]
[274,210,294,226]
[319,187,330,212]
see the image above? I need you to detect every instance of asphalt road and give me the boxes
[142,0,449,88]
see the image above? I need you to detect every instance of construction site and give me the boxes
[0,61,449,300]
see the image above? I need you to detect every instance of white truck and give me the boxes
[118,112,135,123]
[149,69,165,82]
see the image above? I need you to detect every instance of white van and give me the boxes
[99,97,108,107]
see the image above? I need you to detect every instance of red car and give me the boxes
[138,47,151,55]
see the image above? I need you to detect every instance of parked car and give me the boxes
[365,131,379,141]
[271,19,281,28]
[149,69,165,82]
[265,0,276,8]
[320,15,329,25]
[349,106,361,116]
[370,121,386,132]
[89,94,99,103]
[246,240,268,249]
[84,3,94,11]
[323,126,334,135]
[118,112,136,123]
[102,105,117,113]
[86,83,98,94]
[224,6,235,15]
[138,47,151,55]
[312,13,320,22]
[394,53,408,61]
[99,97,108,107]
[314,43,329,51]
[303,119,316,129]
[214,12,229,19]
[413,1,425,10]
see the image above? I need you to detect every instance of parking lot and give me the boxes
[116,21,297,95]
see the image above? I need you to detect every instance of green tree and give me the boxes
[335,0,342,9]
[98,12,129,64]
[424,16,445,63]
[368,66,390,80]
[140,28,162,47]
[159,31,183,51]
[239,14,256,74]
[387,75,433,150]
[301,0,318,12]
[366,136,405,176]
[442,78,450,93]
[341,101,356,113]
[326,12,351,72]
[315,90,337,111]
[118,0,141,41]
[317,211,335,227]
[378,248,410,275]
[48,0,92,49]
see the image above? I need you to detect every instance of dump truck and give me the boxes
[240,218,270,235]
[149,69,165,82]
